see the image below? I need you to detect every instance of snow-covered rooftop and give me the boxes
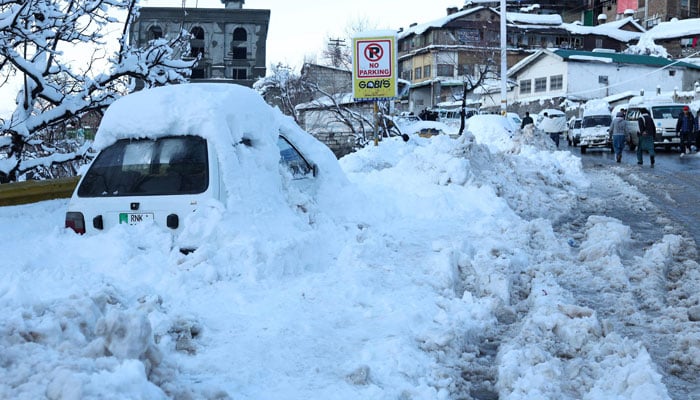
[642,17,700,40]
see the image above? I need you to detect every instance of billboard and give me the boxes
[352,33,397,100]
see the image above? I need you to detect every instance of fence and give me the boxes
[0,177,79,207]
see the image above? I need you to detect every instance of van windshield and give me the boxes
[582,115,611,128]
[77,136,208,197]
[651,106,684,120]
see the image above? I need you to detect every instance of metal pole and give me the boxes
[500,0,507,115]
[373,101,379,146]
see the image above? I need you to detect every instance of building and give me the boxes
[507,48,700,104]
[129,0,270,87]
[397,6,509,112]
[601,0,700,28]
[395,6,646,113]
[636,17,700,57]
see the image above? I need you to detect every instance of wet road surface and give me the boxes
[567,146,700,399]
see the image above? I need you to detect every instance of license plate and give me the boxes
[119,212,154,225]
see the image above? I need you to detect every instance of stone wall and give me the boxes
[311,131,357,158]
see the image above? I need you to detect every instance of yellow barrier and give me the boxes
[0,176,80,207]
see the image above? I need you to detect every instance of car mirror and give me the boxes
[312,163,319,178]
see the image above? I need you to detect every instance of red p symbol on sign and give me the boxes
[364,44,383,62]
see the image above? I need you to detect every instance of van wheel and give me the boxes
[580,145,587,154]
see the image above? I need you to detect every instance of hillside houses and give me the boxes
[293,6,700,151]
[396,6,650,113]
[506,49,700,105]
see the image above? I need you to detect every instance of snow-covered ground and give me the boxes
[1,116,699,399]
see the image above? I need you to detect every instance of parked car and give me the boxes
[567,117,582,146]
[65,83,342,251]
[579,113,613,154]
[506,112,522,131]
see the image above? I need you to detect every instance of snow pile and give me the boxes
[0,100,687,399]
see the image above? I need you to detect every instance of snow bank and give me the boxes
[0,107,681,399]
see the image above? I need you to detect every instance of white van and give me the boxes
[624,98,688,151]
[65,83,342,249]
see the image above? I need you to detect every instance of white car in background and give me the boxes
[579,113,613,154]
[567,117,582,147]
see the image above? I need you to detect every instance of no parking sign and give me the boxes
[352,32,397,100]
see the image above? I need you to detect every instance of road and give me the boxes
[564,146,700,399]
[578,147,700,248]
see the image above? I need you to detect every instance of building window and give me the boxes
[550,74,563,91]
[424,65,431,78]
[415,66,422,79]
[232,47,246,59]
[520,79,531,94]
[233,27,247,42]
[437,64,453,77]
[595,38,603,48]
[534,77,547,92]
[148,26,163,40]
[232,28,247,59]
[232,68,247,79]
[190,26,205,58]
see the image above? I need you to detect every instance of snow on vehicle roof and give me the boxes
[95,83,276,150]
[538,108,565,116]
[583,99,610,116]
[628,95,681,105]
[93,83,348,218]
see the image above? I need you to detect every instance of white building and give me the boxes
[507,49,700,103]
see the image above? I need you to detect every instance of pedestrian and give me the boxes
[609,111,628,163]
[540,112,561,148]
[676,105,695,156]
[637,108,656,167]
[521,111,534,129]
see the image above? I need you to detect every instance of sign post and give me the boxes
[352,31,398,146]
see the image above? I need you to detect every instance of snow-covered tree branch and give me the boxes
[0,0,196,182]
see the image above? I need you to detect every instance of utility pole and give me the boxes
[500,0,507,115]
[328,38,346,68]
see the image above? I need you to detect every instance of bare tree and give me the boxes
[457,53,497,135]
[0,0,195,183]
[253,63,314,122]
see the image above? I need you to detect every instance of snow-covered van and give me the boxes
[624,97,688,150]
[64,83,344,250]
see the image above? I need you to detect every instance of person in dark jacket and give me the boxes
[520,111,534,129]
[637,109,656,167]
[676,106,695,155]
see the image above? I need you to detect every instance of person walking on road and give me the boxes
[609,111,628,163]
[540,112,561,148]
[676,106,695,156]
[520,111,534,129]
[637,108,656,167]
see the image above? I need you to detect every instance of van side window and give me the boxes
[277,136,312,178]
